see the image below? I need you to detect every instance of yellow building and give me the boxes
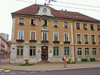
[10,4,100,63]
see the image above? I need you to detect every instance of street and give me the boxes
[0,68,100,75]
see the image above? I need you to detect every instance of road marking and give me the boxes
[30,72,36,73]
[5,70,11,72]
[9,73,16,74]
[20,72,26,73]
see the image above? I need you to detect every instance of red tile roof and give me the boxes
[12,4,100,22]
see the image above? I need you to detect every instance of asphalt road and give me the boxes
[0,68,100,75]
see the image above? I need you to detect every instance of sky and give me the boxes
[0,0,100,40]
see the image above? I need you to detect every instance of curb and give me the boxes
[0,66,100,72]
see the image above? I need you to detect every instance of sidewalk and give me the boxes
[0,61,100,71]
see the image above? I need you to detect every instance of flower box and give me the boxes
[85,42,88,44]
[53,41,60,43]
[77,27,80,29]
[43,24,47,26]
[64,26,68,28]
[98,29,100,30]
[92,42,95,44]
[54,25,58,27]
[16,39,24,42]
[19,23,24,25]
[91,28,94,30]
[81,58,88,61]
[29,40,37,42]
[78,41,81,44]
[41,40,49,43]
[84,28,87,30]
[31,24,36,26]
[64,41,70,44]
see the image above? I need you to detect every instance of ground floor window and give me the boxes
[77,48,82,56]
[53,47,59,56]
[92,48,96,55]
[17,46,23,56]
[30,46,36,56]
[85,48,89,55]
[64,47,69,55]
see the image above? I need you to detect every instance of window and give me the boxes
[84,35,88,42]
[19,18,25,25]
[77,34,81,42]
[53,47,59,56]
[18,31,24,39]
[42,20,47,25]
[42,32,48,41]
[17,46,23,56]
[54,21,58,26]
[77,48,82,56]
[97,25,100,30]
[92,48,96,55]
[98,35,100,44]
[30,46,36,56]
[64,22,68,27]
[30,31,35,40]
[76,23,80,29]
[85,48,89,55]
[31,19,36,25]
[64,47,69,55]
[91,35,95,42]
[54,33,58,41]
[64,33,68,41]
[90,24,94,30]
[99,48,100,55]
[83,23,87,29]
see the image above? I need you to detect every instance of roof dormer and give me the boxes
[36,6,53,16]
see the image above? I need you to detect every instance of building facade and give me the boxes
[10,4,100,63]
[0,36,11,58]
[0,33,9,41]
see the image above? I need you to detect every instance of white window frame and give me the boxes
[83,23,87,29]
[90,24,94,29]
[42,32,48,41]
[29,46,36,56]
[53,32,59,41]
[77,48,82,56]
[64,47,70,56]
[92,48,96,55]
[64,33,69,41]
[42,19,47,26]
[19,18,25,24]
[53,21,58,26]
[30,31,36,40]
[85,48,89,56]
[30,19,36,25]
[84,34,88,42]
[18,30,24,40]
[76,23,80,29]
[77,34,81,42]
[17,46,23,56]
[53,47,59,56]
[64,21,68,27]
[98,35,100,44]
[91,35,95,43]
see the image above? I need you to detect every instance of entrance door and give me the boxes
[41,46,48,61]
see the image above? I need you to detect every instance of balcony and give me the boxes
[16,39,24,42]
[41,40,49,43]
[64,41,70,44]
[29,40,37,42]
[85,42,88,44]
[92,42,96,44]
[53,41,60,43]
[78,41,81,44]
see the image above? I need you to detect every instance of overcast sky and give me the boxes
[0,0,100,40]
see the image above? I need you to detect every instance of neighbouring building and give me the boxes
[10,4,100,63]
[0,36,11,58]
[0,33,9,41]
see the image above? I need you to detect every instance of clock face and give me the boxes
[43,8,47,13]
